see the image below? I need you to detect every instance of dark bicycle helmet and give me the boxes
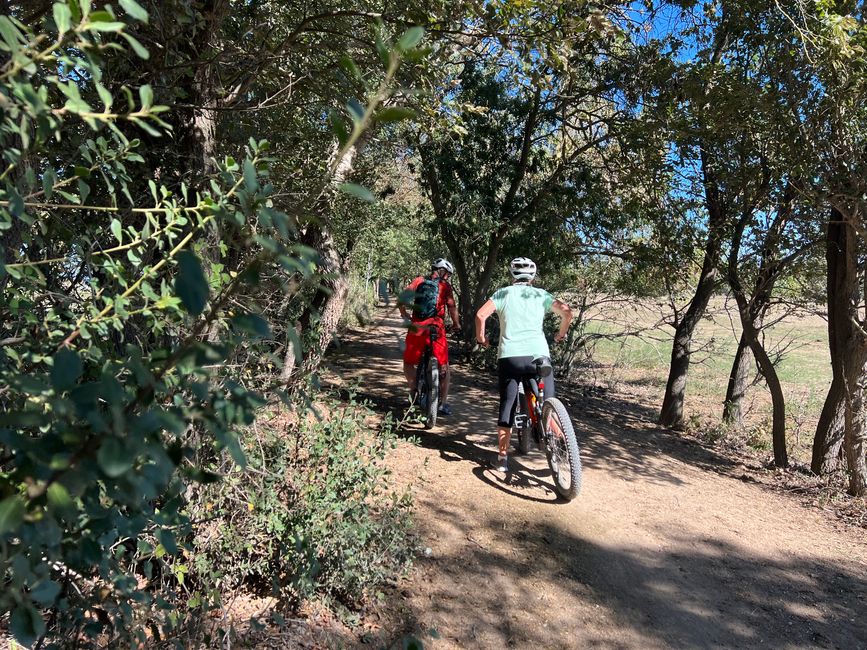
[432,258,455,275]
[509,257,536,281]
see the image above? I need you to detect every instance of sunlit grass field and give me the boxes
[580,296,831,463]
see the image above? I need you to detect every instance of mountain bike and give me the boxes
[512,357,582,500]
[413,323,439,429]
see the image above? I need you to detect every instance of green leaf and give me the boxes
[231,313,271,338]
[111,218,122,244]
[47,483,75,516]
[77,178,90,204]
[174,251,209,315]
[53,2,72,34]
[95,81,112,110]
[64,96,91,114]
[97,437,134,478]
[31,579,62,606]
[397,26,424,52]
[51,348,83,391]
[121,32,149,59]
[9,604,45,648]
[42,166,57,199]
[0,17,23,53]
[119,0,149,22]
[156,528,178,555]
[139,84,153,109]
[87,20,124,32]
[375,106,416,122]
[329,110,349,146]
[0,495,25,534]
[338,182,375,203]
[339,54,362,80]
[243,158,258,192]
[225,434,246,468]
[374,26,390,68]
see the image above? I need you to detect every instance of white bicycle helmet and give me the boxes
[509,257,536,281]
[432,258,455,275]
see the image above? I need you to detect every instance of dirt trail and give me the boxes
[328,309,867,650]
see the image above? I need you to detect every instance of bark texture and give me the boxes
[723,332,754,427]
[812,209,848,474]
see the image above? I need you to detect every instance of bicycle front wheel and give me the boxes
[425,357,439,429]
[542,398,582,500]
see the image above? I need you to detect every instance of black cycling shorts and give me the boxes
[497,355,556,428]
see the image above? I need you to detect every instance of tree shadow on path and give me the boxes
[326,310,867,649]
[396,506,867,648]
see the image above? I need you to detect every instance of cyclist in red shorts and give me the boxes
[399,258,461,416]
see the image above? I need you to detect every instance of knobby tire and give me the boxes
[425,356,439,429]
[516,392,531,454]
[542,397,582,500]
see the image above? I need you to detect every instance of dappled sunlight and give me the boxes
[326,307,867,649]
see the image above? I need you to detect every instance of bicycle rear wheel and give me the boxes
[542,398,582,500]
[425,357,439,428]
[415,359,427,408]
[516,391,531,454]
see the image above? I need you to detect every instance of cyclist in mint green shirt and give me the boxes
[475,257,573,473]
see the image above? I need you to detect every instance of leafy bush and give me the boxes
[190,398,414,609]
[0,4,426,647]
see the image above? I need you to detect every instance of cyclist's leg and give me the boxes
[497,356,531,456]
[402,326,427,395]
[431,322,450,404]
[403,362,417,393]
[542,366,555,400]
[496,381,517,457]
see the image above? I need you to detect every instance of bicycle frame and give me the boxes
[524,376,544,429]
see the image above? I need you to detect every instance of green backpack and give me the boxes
[413,277,441,320]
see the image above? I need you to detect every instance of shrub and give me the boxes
[0,5,425,647]
[189,397,414,611]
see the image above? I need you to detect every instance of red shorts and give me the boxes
[403,318,449,366]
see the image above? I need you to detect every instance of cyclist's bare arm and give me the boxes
[551,299,573,342]
[398,280,414,321]
[475,299,496,346]
[446,291,461,331]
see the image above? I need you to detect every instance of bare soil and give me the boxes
[325,307,867,650]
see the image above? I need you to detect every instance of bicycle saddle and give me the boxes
[532,356,553,377]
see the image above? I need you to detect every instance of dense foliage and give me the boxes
[0,1,425,645]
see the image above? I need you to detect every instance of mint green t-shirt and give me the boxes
[490,284,555,359]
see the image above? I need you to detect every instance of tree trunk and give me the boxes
[658,250,721,428]
[741,317,788,467]
[725,182,789,466]
[723,331,753,427]
[812,207,848,474]
[842,363,867,496]
[173,0,229,177]
[299,223,353,376]
[842,339,867,495]
[658,142,726,428]
[281,137,366,383]
[836,207,867,496]
[813,377,845,474]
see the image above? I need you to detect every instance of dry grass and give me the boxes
[576,295,830,466]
